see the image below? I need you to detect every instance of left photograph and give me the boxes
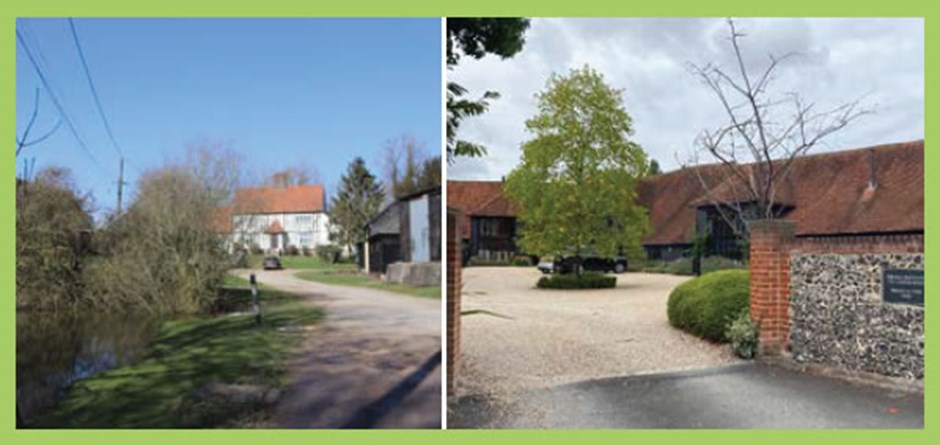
[16,18,443,429]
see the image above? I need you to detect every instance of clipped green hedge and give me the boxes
[642,256,745,276]
[537,272,616,289]
[667,269,750,342]
[468,256,534,267]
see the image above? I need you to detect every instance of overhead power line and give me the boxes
[68,18,124,159]
[16,28,108,175]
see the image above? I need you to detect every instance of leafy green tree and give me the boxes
[446,18,530,162]
[330,157,385,253]
[646,159,662,176]
[504,66,650,276]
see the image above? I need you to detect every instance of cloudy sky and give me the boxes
[448,18,923,180]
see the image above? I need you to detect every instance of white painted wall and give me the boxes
[409,197,430,262]
[230,212,331,250]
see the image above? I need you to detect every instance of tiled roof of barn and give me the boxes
[447,140,924,244]
[636,163,729,245]
[446,180,510,238]
[640,140,924,244]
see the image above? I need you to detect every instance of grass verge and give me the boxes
[295,270,440,299]
[34,276,323,428]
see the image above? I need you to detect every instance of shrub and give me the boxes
[285,245,300,256]
[84,166,234,314]
[537,272,616,289]
[644,256,745,276]
[301,246,313,257]
[726,308,759,359]
[315,244,342,264]
[512,255,534,267]
[249,243,264,256]
[667,269,750,342]
[16,168,93,309]
[468,257,529,267]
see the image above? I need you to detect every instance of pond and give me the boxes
[16,310,164,425]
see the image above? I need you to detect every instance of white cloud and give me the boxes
[448,18,924,180]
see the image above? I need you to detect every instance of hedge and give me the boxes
[537,272,616,289]
[667,269,750,342]
[642,256,745,276]
[468,256,534,267]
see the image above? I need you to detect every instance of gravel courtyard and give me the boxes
[456,267,739,398]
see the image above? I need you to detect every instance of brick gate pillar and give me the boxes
[446,208,462,396]
[748,220,795,355]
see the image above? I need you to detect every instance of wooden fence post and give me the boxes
[250,273,262,325]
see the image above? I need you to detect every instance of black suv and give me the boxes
[549,255,628,275]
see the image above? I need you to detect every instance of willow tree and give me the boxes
[504,66,650,276]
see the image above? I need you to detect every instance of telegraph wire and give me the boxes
[16,28,108,175]
[68,18,124,159]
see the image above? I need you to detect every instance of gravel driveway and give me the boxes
[456,267,738,398]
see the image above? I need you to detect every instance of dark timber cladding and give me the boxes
[447,140,924,260]
[366,202,401,274]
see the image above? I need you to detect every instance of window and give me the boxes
[295,214,313,226]
[481,219,502,236]
[298,232,313,247]
[254,216,268,232]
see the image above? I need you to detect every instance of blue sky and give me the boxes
[16,18,442,217]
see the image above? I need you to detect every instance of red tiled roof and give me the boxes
[636,163,729,245]
[778,140,923,236]
[232,185,325,214]
[640,140,924,243]
[447,180,509,238]
[210,206,233,233]
[449,140,924,244]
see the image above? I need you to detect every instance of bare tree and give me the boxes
[185,140,244,205]
[266,163,321,189]
[381,134,438,199]
[686,19,870,237]
[89,144,247,314]
[17,89,62,183]
[16,88,62,158]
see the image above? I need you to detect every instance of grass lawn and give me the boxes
[295,270,441,299]
[35,276,323,428]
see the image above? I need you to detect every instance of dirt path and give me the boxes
[456,268,738,399]
[236,269,441,429]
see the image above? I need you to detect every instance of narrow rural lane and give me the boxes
[236,269,441,429]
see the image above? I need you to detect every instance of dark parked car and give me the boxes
[262,256,282,270]
[551,255,628,275]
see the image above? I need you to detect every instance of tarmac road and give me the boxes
[449,363,924,429]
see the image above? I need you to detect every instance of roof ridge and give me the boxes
[646,139,923,180]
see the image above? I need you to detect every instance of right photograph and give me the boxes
[445,17,924,429]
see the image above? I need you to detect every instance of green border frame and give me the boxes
[3,0,933,442]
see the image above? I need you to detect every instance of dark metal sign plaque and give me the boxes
[883,269,924,306]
